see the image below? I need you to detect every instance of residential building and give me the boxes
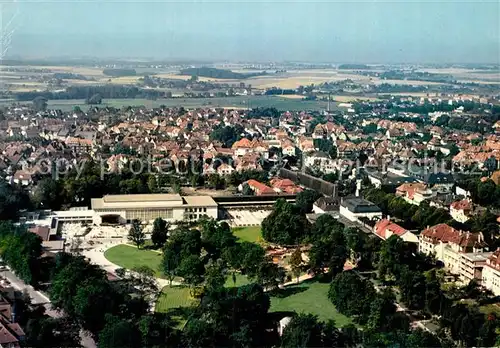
[396,182,435,205]
[450,199,473,223]
[312,197,339,214]
[459,252,492,285]
[241,179,275,196]
[419,224,486,274]
[483,249,500,295]
[373,218,418,243]
[217,163,235,176]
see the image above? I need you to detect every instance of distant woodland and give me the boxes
[180,67,266,79]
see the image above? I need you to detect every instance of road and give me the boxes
[3,269,96,348]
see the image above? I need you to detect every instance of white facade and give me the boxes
[339,204,382,222]
[91,194,218,224]
[483,264,500,296]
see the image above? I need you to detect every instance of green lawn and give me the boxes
[104,244,164,277]
[232,226,262,243]
[224,273,251,288]
[156,286,196,313]
[270,281,353,326]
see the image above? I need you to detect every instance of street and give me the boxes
[3,268,96,348]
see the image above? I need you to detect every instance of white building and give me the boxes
[483,250,500,295]
[419,224,486,275]
[91,193,218,224]
[339,197,382,222]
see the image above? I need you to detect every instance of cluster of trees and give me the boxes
[0,222,44,285]
[261,199,312,245]
[17,85,168,102]
[0,181,31,219]
[162,219,286,292]
[363,187,453,230]
[102,68,137,77]
[209,123,245,147]
[327,233,500,347]
[179,67,266,79]
[459,178,500,207]
[247,107,280,119]
[313,138,337,159]
[49,252,180,347]
[309,215,381,280]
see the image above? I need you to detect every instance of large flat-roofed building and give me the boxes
[91,193,218,224]
[339,197,382,222]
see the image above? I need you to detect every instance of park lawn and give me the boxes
[270,281,353,326]
[156,286,197,328]
[225,273,251,288]
[104,244,164,277]
[156,286,197,313]
[232,226,263,244]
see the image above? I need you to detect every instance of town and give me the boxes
[0,81,498,347]
[0,0,499,346]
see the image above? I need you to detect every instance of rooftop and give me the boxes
[341,197,381,214]
[92,193,218,210]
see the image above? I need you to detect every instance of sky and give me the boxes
[2,0,499,64]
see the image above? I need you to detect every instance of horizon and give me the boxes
[1,0,499,64]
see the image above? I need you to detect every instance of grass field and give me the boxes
[224,273,251,288]
[155,286,196,313]
[232,226,262,243]
[270,281,352,326]
[104,244,164,277]
[0,95,333,112]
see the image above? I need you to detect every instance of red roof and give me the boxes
[421,223,484,249]
[374,219,408,239]
[28,226,50,241]
[450,199,472,211]
[246,179,275,195]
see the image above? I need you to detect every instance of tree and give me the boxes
[98,314,140,348]
[328,271,376,322]
[177,255,205,290]
[201,219,236,260]
[406,329,442,348]
[147,175,158,193]
[33,96,48,111]
[255,259,286,292]
[25,316,81,348]
[128,219,145,249]
[204,259,227,292]
[162,246,180,286]
[295,189,322,214]
[289,248,303,283]
[262,199,311,245]
[151,218,168,249]
[281,314,324,347]
[366,289,398,332]
[308,230,348,280]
